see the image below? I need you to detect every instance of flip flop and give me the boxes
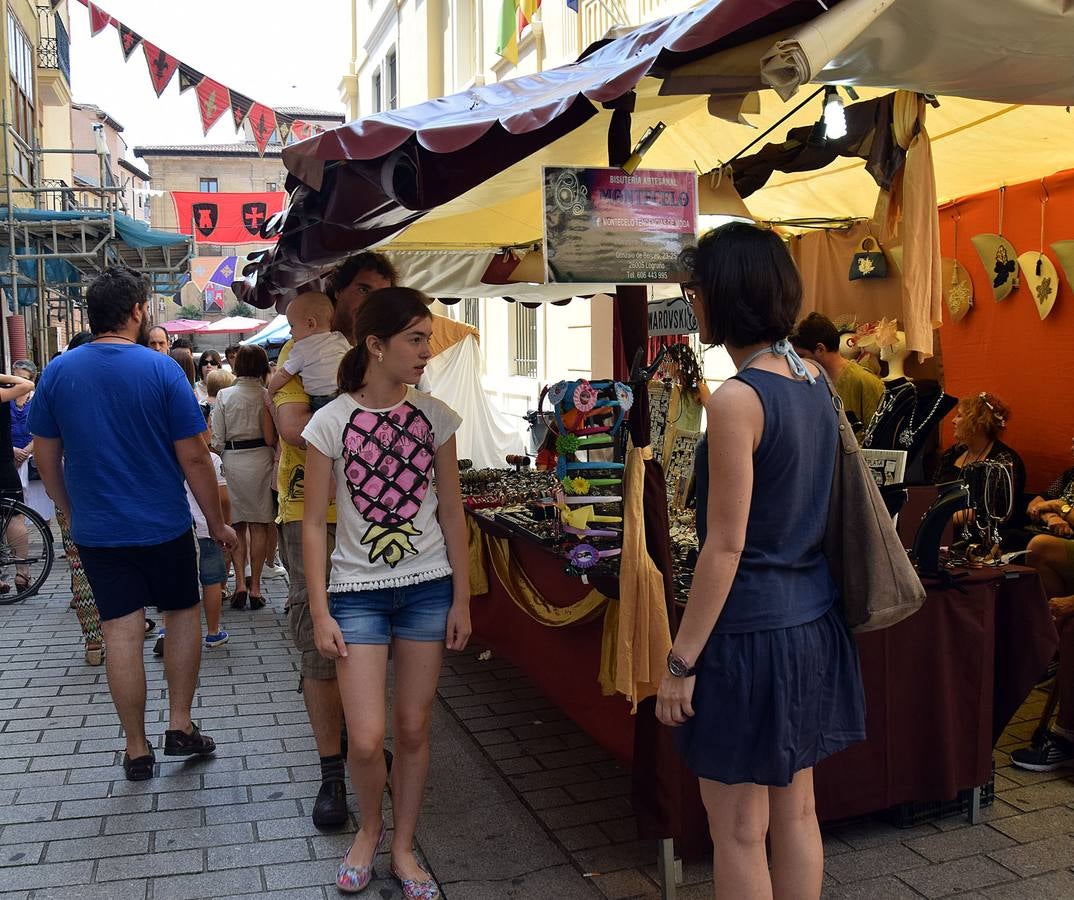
[229,591,248,610]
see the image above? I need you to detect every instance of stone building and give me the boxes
[134,106,344,328]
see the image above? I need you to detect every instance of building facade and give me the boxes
[71,102,151,221]
[134,107,344,340]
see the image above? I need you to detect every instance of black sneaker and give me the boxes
[1010,732,1074,772]
[312,778,348,829]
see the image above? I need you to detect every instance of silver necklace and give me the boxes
[861,382,916,448]
[897,390,946,448]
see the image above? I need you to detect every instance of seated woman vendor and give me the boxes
[1026,440,1074,599]
[933,392,1025,529]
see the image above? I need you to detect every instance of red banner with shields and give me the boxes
[172,192,285,244]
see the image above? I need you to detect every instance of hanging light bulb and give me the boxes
[823,86,847,140]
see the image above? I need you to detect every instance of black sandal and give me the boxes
[229,591,248,610]
[248,595,266,610]
[123,748,156,781]
[163,722,216,757]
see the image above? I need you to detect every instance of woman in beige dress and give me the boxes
[211,345,276,609]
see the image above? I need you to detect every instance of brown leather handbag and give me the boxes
[820,373,926,632]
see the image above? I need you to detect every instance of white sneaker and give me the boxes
[265,563,288,579]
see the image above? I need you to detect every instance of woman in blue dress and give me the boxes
[657,222,865,898]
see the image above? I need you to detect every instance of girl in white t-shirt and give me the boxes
[302,287,470,898]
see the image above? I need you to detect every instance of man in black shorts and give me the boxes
[31,268,237,781]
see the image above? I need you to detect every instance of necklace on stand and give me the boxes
[897,389,946,448]
[861,381,917,448]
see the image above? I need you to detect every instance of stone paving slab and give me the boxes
[4,553,1074,898]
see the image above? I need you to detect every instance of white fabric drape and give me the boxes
[424,335,523,469]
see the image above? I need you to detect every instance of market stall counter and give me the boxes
[468,510,1057,833]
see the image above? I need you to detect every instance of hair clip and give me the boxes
[560,496,622,505]
[562,476,622,496]
[563,524,620,538]
[559,504,623,530]
[556,434,613,454]
[568,543,622,570]
[556,457,625,480]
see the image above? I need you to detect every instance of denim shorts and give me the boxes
[329,576,453,645]
[197,537,227,587]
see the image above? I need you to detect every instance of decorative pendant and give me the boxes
[897,429,913,448]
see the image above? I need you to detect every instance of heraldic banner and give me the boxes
[172,191,286,244]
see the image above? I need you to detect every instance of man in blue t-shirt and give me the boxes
[30,268,238,783]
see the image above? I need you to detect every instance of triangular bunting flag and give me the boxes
[142,41,178,97]
[178,63,204,95]
[276,115,294,145]
[247,102,277,156]
[88,2,112,36]
[118,24,142,60]
[195,77,229,134]
[290,119,313,142]
[229,90,253,131]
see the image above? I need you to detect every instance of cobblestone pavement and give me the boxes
[1,555,1073,899]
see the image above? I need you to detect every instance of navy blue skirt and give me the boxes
[674,605,866,787]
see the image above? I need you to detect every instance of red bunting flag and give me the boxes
[247,102,277,156]
[195,77,229,134]
[172,191,286,244]
[118,24,141,60]
[142,41,178,96]
[290,119,321,143]
[88,2,112,35]
[230,90,253,131]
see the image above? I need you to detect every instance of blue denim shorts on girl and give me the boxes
[329,576,453,644]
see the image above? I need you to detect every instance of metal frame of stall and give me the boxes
[0,110,191,368]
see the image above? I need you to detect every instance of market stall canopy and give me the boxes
[245,0,1074,307]
[157,318,207,334]
[242,314,290,346]
[199,315,268,334]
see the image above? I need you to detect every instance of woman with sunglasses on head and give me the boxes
[659,222,865,900]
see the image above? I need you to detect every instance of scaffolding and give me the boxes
[0,110,192,368]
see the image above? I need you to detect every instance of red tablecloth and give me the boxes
[468,517,1057,840]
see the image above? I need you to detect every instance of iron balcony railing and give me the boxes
[37,13,70,86]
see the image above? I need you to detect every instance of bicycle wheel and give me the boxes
[0,498,55,605]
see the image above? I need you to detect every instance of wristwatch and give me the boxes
[666,651,697,678]
[1063,504,1072,516]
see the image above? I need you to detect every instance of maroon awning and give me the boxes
[243,0,830,308]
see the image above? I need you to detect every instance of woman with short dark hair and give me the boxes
[211,345,276,609]
[194,350,223,404]
[658,222,865,899]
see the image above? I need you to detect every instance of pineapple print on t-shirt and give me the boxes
[342,402,435,568]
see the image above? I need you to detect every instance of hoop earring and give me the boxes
[377,351,384,363]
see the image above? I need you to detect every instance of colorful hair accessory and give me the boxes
[561,496,622,505]
[556,457,625,479]
[568,543,623,570]
[547,381,569,406]
[556,433,613,454]
[563,476,590,495]
[614,383,634,412]
[564,525,620,538]
[559,504,623,530]
[573,380,598,412]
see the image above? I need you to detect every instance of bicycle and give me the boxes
[0,496,55,605]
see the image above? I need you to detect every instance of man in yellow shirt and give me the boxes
[272,252,395,829]
[792,312,885,431]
